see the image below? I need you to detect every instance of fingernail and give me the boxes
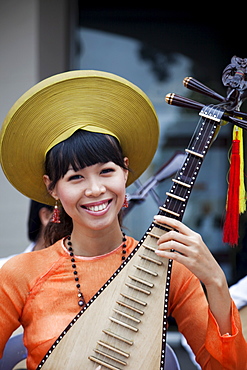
[154,215,161,220]
[155,249,162,256]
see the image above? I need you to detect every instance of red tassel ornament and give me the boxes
[223,139,240,246]
[122,195,129,208]
[51,201,61,224]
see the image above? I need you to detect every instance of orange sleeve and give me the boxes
[0,254,29,357]
[205,301,247,369]
[169,261,247,369]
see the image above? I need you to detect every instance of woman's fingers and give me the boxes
[153,214,220,284]
[154,214,193,236]
[154,215,202,251]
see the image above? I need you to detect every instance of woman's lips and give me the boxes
[81,199,112,213]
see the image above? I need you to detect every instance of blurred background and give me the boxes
[0,2,246,368]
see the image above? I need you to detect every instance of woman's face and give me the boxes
[44,159,129,233]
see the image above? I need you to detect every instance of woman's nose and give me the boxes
[84,180,106,197]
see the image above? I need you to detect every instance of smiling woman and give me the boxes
[43,130,129,246]
[44,156,129,251]
[0,70,246,370]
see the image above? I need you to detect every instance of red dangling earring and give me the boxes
[51,200,61,223]
[123,194,129,208]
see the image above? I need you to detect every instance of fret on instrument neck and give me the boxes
[158,105,224,222]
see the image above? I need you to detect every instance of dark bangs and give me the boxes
[45,130,127,190]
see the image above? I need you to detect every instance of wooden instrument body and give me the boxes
[39,226,171,369]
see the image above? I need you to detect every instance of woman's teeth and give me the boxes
[86,202,108,212]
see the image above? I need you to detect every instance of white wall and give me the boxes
[0,0,39,256]
[0,0,70,257]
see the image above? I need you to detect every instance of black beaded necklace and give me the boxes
[67,233,127,307]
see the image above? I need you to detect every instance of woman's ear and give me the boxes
[39,207,53,227]
[43,175,58,200]
[123,157,129,184]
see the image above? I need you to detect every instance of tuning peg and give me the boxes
[165,93,204,111]
[165,92,247,131]
[183,77,225,102]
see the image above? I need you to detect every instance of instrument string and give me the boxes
[161,105,222,220]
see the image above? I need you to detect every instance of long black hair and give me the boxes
[44,130,128,246]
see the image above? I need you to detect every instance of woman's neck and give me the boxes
[69,224,124,257]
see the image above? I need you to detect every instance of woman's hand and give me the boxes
[154,215,223,287]
[154,214,232,335]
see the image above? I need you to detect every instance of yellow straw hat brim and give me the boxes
[0,70,159,205]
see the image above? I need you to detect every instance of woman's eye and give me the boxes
[68,174,83,181]
[101,168,114,174]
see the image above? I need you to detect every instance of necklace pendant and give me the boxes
[78,299,84,307]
